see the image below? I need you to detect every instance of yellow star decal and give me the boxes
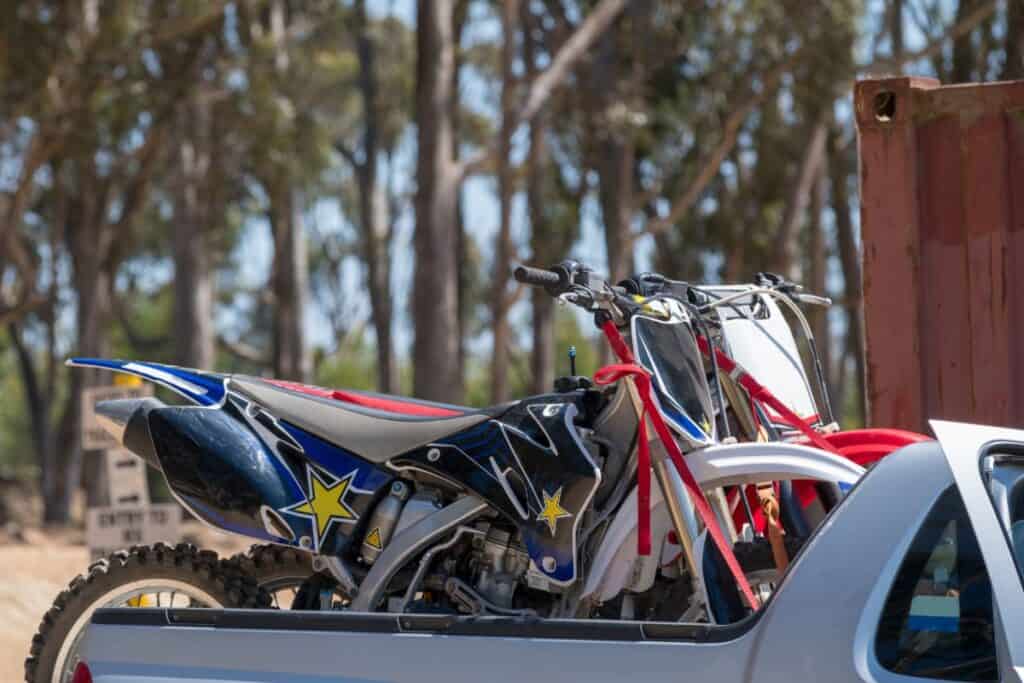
[284,466,357,548]
[536,486,572,537]
[700,417,712,435]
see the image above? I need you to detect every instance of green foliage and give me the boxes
[314,333,378,392]
[0,349,35,476]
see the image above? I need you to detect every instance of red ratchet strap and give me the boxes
[595,320,760,610]
[694,336,841,456]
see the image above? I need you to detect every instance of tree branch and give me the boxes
[459,0,628,178]
[772,115,829,274]
[863,0,997,73]
[217,334,269,365]
[639,52,800,241]
[334,139,361,171]
[639,0,998,241]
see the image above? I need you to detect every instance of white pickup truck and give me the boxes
[73,421,1024,683]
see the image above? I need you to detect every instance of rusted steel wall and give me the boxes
[855,77,1024,433]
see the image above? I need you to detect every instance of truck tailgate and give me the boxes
[83,608,755,683]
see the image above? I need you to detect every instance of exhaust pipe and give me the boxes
[94,398,166,471]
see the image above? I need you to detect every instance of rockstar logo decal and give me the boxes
[283,465,358,549]
[700,416,712,435]
[536,486,572,537]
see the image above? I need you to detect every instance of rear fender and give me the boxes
[67,358,226,406]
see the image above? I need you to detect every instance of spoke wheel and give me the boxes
[228,544,350,609]
[25,543,269,683]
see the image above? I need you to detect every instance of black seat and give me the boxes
[229,376,508,463]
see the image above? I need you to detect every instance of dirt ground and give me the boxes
[0,524,249,682]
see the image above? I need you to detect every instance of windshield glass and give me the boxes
[632,315,715,441]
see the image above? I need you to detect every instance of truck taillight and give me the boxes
[71,661,93,683]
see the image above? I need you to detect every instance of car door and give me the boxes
[933,420,1024,682]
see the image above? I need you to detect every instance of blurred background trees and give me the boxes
[0,0,1019,524]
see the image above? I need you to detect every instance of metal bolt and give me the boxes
[427,447,441,462]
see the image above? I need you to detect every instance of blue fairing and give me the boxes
[67,358,226,406]
[280,422,391,492]
[658,393,712,443]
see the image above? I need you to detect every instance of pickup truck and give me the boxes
[75,420,1024,683]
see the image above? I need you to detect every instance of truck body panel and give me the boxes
[80,428,1024,682]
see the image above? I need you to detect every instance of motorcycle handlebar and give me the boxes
[791,292,832,306]
[513,265,562,288]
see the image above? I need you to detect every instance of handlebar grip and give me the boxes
[793,293,832,306]
[514,265,562,288]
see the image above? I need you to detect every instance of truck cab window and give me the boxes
[875,486,996,682]
[981,453,1024,583]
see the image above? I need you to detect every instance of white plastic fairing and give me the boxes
[581,442,864,602]
[705,285,818,420]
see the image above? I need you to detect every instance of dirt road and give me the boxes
[0,541,88,681]
[0,526,248,682]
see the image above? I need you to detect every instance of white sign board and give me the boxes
[80,384,153,451]
[105,449,150,507]
[86,503,181,559]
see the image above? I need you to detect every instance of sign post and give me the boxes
[81,378,180,558]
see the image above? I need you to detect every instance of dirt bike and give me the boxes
[621,271,930,539]
[28,261,870,683]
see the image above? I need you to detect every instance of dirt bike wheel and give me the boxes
[226,544,317,609]
[25,542,269,683]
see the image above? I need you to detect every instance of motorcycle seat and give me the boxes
[229,376,511,463]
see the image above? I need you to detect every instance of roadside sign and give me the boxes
[86,503,180,559]
[80,384,153,451]
[104,449,150,507]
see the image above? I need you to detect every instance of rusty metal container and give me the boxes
[855,76,1024,433]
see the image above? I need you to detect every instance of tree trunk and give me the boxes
[173,102,215,369]
[8,323,64,523]
[413,0,462,403]
[806,166,833,409]
[597,140,635,283]
[526,105,554,396]
[1003,0,1023,80]
[773,115,828,277]
[353,0,397,393]
[489,0,520,404]
[829,130,866,425]
[951,0,978,82]
[269,185,311,381]
[453,0,470,389]
[890,0,904,62]
[68,204,113,508]
[523,6,558,396]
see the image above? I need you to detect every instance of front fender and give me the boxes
[581,442,865,602]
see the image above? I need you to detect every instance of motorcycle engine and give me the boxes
[470,525,531,609]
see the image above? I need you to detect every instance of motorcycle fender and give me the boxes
[581,442,865,602]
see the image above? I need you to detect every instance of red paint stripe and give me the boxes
[265,380,464,417]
